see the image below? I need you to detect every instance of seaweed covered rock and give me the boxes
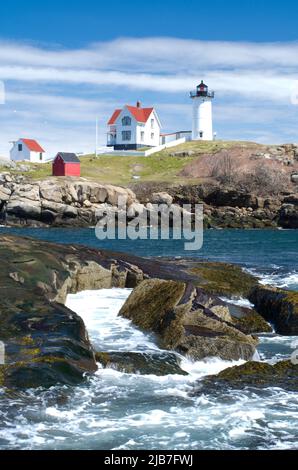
[248,285,298,334]
[196,360,298,392]
[182,261,258,297]
[119,279,258,361]
[191,289,272,334]
[95,351,188,376]
[0,301,97,388]
[231,306,272,334]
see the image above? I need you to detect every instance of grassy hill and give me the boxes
[0,140,246,186]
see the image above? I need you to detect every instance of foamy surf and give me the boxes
[245,267,298,292]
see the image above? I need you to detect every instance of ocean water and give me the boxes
[0,228,297,449]
[0,227,297,290]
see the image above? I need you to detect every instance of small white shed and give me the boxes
[10,138,46,163]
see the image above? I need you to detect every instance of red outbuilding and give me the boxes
[52,152,81,177]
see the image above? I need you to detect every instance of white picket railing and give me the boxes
[105,137,186,157]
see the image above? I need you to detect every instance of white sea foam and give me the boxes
[245,267,298,291]
[219,296,254,308]
[66,288,159,352]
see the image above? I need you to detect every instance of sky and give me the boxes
[1,0,298,157]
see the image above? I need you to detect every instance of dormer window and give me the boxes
[122,116,131,126]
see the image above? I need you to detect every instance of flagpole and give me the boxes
[95,118,98,158]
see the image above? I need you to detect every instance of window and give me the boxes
[199,131,203,138]
[151,119,154,129]
[18,143,22,151]
[141,131,144,142]
[39,153,43,161]
[151,133,154,140]
[122,131,131,141]
[122,116,131,126]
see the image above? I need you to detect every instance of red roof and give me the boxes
[107,109,122,125]
[107,105,154,125]
[126,105,154,123]
[21,139,45,152]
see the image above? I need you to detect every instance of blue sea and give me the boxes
[0,228,297,450]
[1,227,297,290]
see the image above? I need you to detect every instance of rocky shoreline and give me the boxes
[0,235,297,389]
[0,172,297,229]
[135,182,298,229]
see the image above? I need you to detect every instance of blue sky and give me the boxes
[0,0,298,156]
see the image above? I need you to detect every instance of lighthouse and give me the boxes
[190,80,215,141]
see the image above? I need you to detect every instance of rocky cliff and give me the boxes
[0,172,297,228]
[135,183,298,229]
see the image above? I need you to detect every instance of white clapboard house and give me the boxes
[10,138,46,163]
[107,102,161,150]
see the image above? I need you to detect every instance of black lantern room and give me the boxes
[190,80,215,99]
[197,80,208,95]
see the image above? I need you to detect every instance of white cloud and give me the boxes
[1,38,298,69]
[1,37,298,156]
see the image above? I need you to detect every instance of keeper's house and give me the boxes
[107,102,161,150]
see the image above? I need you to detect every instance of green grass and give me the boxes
[0,140,256,186]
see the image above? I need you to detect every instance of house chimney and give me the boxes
[136,101,141,108]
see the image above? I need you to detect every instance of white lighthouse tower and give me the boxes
[190,80,215,141]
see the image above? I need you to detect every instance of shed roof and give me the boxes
[56,152,80,163]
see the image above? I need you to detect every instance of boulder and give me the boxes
[0,302,97,389]
[204,188,258,209]
[95,351,188,376]
[151,192,173,206]
[193,290,272,334]
[75,183,108,204]
[90,185,108,203]
[278,203,298,229]
[12,183,40,201]
[127,202,147,219]
[230,305,272,334]
[291,173,298,184]
[196,360,298,393]
[67,184,79,202]
[0,185,11,201]
[63,205,78,219]
[119,279,257,361]
[6,198,41,219]
[248,285,298,334]
[39,181,64,203]
[41,199,69,214]
[105,185,136,206]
